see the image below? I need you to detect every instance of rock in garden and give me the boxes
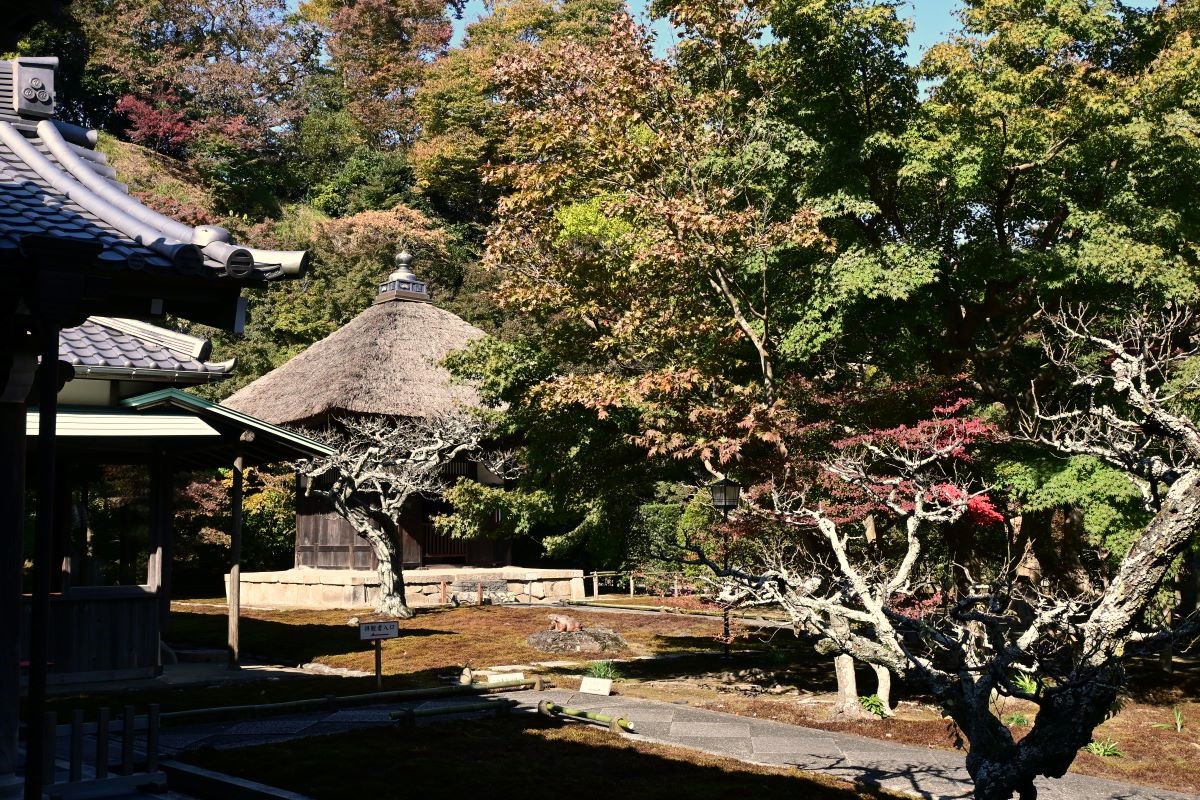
[527,627,628,653]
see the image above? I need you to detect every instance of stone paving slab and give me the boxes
[224,719,315,735]
[751,734,841,755]
[325,708,397,722]
[667,721,753,738]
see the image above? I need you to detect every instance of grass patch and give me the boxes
[180,716,893,799]
[43,604,755,717]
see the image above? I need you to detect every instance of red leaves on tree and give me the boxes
[115,94,196,157]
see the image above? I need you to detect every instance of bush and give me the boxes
[859,695,887,718]
[1084,738,1124,758]
[584,661,622,680]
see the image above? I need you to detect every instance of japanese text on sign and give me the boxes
[359,621,399,640]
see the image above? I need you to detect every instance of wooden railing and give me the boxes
[38,704,165,798]
[20,586,160,683]
[581,570,703,599]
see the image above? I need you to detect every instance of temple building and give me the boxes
[0,55,316,796]
[223,253,584,608]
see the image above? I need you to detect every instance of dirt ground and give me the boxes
[166,601,1200,795]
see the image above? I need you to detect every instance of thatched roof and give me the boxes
[222,299,485,427]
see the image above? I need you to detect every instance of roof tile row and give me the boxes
[60,318,234,380]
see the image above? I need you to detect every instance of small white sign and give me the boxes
[487,671,525,684]
[359,621,399,641]
[579,677,613,696]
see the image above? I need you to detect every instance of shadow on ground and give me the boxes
[168,611,451,663]
[182,716,892,800]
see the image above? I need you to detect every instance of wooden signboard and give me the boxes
[359,621,399,641]
[579,677,613,696]
[359,621,400,688]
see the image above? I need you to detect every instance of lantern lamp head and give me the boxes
[709,477,742,511]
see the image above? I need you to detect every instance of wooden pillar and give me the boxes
[0,400,28,794]
[228,432,253,669]
[25,322,62,800]
[148,448,173,644]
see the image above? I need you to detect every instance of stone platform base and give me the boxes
[229,566,585,609]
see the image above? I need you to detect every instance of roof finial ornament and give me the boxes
[377,249,430,303]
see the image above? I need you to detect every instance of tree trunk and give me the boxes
[959,675,1119,800]
[872,664,895,716]
[827,614,872,719]
[365,528,413,618]
[322,491,416,619]
[833,655,868,718]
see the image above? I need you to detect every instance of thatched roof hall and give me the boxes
[223,252,484,427]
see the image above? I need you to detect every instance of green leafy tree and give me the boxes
[450,2,1200,797]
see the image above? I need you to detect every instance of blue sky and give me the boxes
[450,1,966,64]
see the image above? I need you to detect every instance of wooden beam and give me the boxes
[227,431,254,669]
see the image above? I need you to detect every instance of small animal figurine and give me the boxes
[547,613,581,632]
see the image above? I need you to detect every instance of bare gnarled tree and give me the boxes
[706,306,1200,800]
[298,410,516,617]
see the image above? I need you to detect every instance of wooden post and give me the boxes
[41,711,56,787]
[439,581,446,604]
[69,710,83,782]
[629,573,635,597]
[51,468,71,592]
[148,449,174,635]
[26,323,62,800]
[375,640,383,691]
[94,708,109,779]
[591,573,599,598]
[477,581,483,605]
[147,705,159,773]
[81,478,98,586]
[120,706,135,775]
[228,432,253,669]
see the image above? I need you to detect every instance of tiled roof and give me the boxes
[0,57,308,282]
[59,317,235,383]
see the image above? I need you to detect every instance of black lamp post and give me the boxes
[709,478,741,659]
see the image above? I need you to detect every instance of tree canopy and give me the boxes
[17,4,1200,791]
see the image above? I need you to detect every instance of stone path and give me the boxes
[515,689,1194,800]
[140,687,1194,800]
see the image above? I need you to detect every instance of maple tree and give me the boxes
[81,0,320,148]
[300,0,459,147]
[411,0,624,230]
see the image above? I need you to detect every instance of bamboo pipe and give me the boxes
[537,701,635,732]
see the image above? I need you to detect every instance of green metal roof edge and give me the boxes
[120,387,335,456]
